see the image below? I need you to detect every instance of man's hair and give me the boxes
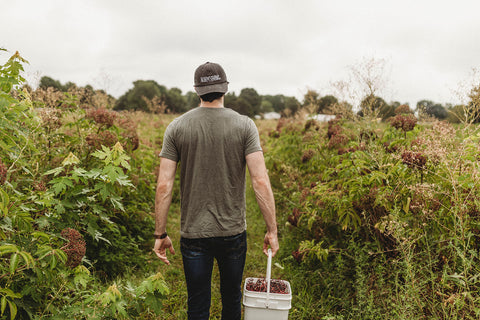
[199,92,224,103]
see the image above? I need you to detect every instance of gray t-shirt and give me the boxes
[160,107,262,238]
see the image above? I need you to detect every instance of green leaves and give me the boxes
[0,49,162,318]
[61,152,80,166]
[0,287,21,320]
[92,142,131,170]
[0,50,28,94]
[0,188,9,217]
[135,272,170,296]
[298,239,329,262]
[0,244,35,274]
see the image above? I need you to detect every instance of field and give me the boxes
[3,53,480,319]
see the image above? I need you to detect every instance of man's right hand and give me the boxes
[263,231,279,257]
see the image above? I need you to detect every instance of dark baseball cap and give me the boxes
[193,62,229,95]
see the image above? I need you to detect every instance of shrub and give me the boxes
[0,50,166,318]
[264,113,480,318]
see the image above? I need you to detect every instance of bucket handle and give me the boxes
[265,248,272,308]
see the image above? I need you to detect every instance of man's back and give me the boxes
[160,107,262,238]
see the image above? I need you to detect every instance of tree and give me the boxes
[225,92,253,116]
[114,80,166,112]
[358,94,388,118]
[165,87,187,113]
[394,104,413,115]
[64,81,77,91]
[262,95,288,113]
[185,91,200,110]
[302,90,320,113]
[224,92,238,110]
[233,97,254,117]
[239,88,261,115]
[446,104,466,123]
[429,104,448,120]
[318,95,338,114]
[260,100,274,113]
[416,100,447,120]
[349,57,390,118]
[464,84,480,123]
[283,96,300,116]
[39,76,64,91]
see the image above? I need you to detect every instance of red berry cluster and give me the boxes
[328,133,349,149]
[116,116,140,151]
[34,181,47,191]
[338,143,365,155]
[401,150,427,170]
[292,250,305,263]
[326,119,342,139]
[121,131,140,151]
[389,114,417,133]
[383,142,399,153]
[301,149,315,163]
[245,278,289,294]
[327,118,349,149]
[287,208,303,227]
[86,131,118,149]
[86,108,117,128]
[61,228,86,268]
[303,119,319,133]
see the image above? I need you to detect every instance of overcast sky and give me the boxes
[2,0,480,108]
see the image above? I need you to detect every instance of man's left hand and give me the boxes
[153,237,175,265]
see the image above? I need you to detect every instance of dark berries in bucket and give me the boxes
[245,278,289,294]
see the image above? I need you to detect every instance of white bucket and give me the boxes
[243,249,292,320]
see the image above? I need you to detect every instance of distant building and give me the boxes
[308,114,336,122]
[261,112,281,120]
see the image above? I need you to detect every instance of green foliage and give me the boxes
[40,143,155,277]
[224,88,262,117]
[263,94,300,114]
[114,81,189,113]
[184,90,200,110]
[317,95,338,114]
[416,99,448,120]
[165,87,187,113]
[115,80,167,112]
[39,76,63,91]
[266,115,480,318]
[0,50,168,318]
[358,94,394,119]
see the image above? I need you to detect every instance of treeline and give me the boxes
[35,76,301,116]
[302,89,469,123]
[35,76,478,123]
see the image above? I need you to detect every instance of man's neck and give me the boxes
[199,97,224,108]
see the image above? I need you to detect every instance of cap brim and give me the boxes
[194,82,228,96]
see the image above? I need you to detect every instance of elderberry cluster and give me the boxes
[245,278,289,294]
[86,108,117,128]
[401,150,427,170]
[61,228,86,268]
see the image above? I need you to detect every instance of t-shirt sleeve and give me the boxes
[159,122,179,162]
[244,118,263,156]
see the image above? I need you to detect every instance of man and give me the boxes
[153,62,278,320]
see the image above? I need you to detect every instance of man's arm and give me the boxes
[246,151,279,256]
[153,157,177,265]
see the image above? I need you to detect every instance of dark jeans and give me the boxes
[180,231,247,320]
